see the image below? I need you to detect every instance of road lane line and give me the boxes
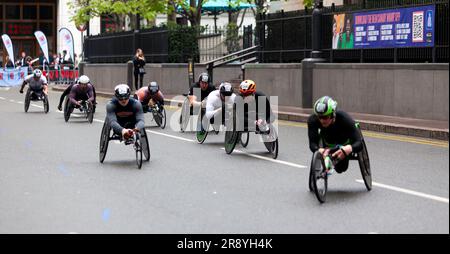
[9,99,15,102]
[31,104,44,109]
[356,179,449,204]
[0,97,5,100]
[220,147,307,169]
[146,129,196,143]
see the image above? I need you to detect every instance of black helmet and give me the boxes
[148,81,159,95]
[219,82,233,96]
[114,84,131,100]
[198,72,209,83]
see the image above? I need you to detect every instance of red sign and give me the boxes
[76,23,87,32]
[6,23,36,36]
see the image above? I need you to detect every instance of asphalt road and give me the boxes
[0,86,448,233]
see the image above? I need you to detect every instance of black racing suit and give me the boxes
[67,84,95,113]
[307,110,363,173]
[189,82,216,114]
[236,91,275,132]
[59,83,97,109]
[106,97,145,136]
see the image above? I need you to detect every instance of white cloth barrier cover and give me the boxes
[0,67,28,87]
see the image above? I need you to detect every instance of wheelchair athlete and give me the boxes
[106,84,145,140]
[19,69,48,97]
[307,96,362,174]
[58,75,97,111]
[189,72,216,109]
[134,81,164,113]
[66,75,96,115]
[236,80,275,133]
[202,82,236,132]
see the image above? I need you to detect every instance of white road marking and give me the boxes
[146,129,196,143]
[220,147,307,168]
[356,180,449,204]
[9,99,15,102]
[0,97,5,100]
[31,104,44,109]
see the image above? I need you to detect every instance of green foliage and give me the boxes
[303,0,314,8]
[225,23,240,53]
[167,24,200,63]
[69,0,168,27]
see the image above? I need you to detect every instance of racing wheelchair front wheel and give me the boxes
[24,88,31,113]
[99,121,111,163]
[310,151,328,203]
[43,94,49,114]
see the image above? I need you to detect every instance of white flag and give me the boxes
[59,28,74,63]
[1,34,15,67]
[34,31,49,63]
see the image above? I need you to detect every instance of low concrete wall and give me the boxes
[82,63,129,92]
[313,63,449,121]
[245,64,303,108]
[81,62,448,121]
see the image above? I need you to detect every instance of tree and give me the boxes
[170,0,206,27]
[69,0,168,31]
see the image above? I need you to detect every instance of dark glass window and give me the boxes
[39,22,53,36]
[5,5,20,20]
[0,6,3,19]
[39,5,53,20]
[23,5,37,20]
[0,23,3,34]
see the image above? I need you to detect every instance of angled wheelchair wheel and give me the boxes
[358,139,372,191]
[87,102,94,124]
[63,97,71,122]
[240,132,250,147]
[310,151,327,203]
[141,129,151,161]
[196,111,209,144]
[135,134,143,169]
[43,94,49,114]
[159,107,166,129]
[224,130,239,154]
[264,139,279,159]
[180,98,190,132]
[24,89,31,113]
[99,121,111,163]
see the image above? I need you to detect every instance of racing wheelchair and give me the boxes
[99,121,150,169]
[24,87,49,113]
[223,103,279,159]
[63,97,94,123]
[308,123,372,203]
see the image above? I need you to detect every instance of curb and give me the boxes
[52,86,449,141]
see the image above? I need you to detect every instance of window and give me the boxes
[0,5,3,19]
[23,5,37,20]
[39,22,53,36]
[5,5,20,20]
[39,5,53,20]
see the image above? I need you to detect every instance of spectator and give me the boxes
[133,48,146,90]
[15,51,27,67]
[4,55,14,69]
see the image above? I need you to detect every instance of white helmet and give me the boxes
[78,75,90,84]
[33,69,42,78]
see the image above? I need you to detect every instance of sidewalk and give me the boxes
[52,85,449,141]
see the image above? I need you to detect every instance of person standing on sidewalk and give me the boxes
[133,48,146,91]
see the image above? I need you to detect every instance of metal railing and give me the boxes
[257,0,449,63]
